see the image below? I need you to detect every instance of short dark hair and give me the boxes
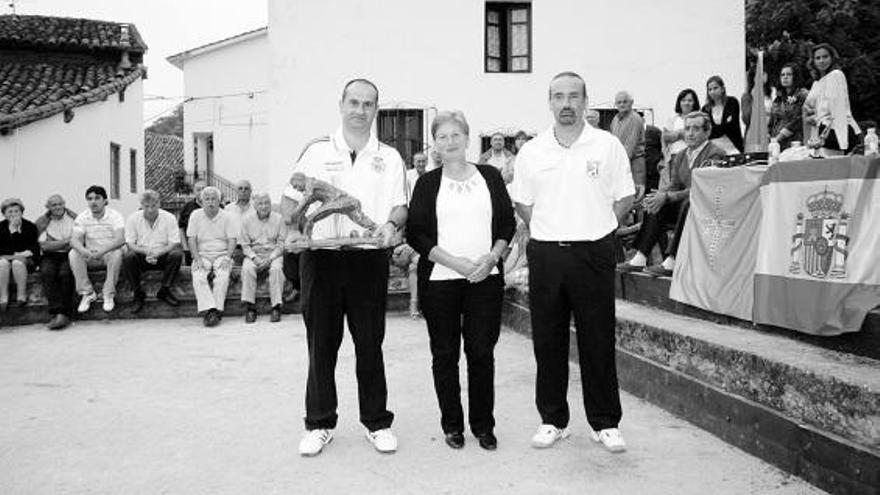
[674,88,700,115]
[341,78,379,104]
[684,111,712,133]
[85,185,107,200]
[549,71,587,99]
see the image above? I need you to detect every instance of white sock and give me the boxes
[661,256,675,270]
[629,251,647,267]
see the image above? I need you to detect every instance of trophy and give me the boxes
[284,172,389,250]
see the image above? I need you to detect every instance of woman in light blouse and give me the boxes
[407,110,515,451]
[803,43,861,154]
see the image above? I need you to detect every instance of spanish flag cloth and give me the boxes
[754,156,880,335]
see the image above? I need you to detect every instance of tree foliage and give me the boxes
[145,105,184,137]
[746,0,880,123]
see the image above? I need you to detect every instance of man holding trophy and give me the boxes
[282,79,408,457]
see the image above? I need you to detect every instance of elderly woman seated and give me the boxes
[0,198,40,314]
[186,186,238,327]
[239,193,286,324]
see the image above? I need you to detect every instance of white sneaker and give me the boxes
[366,428,398,453]
[77,292,97,313]
[298,429,333,457]
[591,427,626,453]
[102,296,115,312]
[531,424,570,448]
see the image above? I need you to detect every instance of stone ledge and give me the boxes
[502,290,880,495]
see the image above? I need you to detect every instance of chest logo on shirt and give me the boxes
[372,156,385,173]
[585,160,600,178]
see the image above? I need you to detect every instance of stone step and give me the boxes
[0,266,412,326]
[503,289,880,495]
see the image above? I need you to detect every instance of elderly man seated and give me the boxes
[618,111,725,276]
[187,186,237,327]
[36,195,77,330]
[123,190,183,314]
[240,193,286,323]
[69,185,126,313]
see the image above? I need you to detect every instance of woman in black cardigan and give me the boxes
[702,75,744,153]
[0,198,40,312]
[407,111,515,451]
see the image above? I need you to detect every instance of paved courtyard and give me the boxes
[0,315,823,494]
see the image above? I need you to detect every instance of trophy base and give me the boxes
[286,236,384,251]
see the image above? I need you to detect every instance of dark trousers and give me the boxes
[635,198,690,259]
[527,236,622,431]
[301,249,393,431]
[40,252,74,316]
[283,252,301,290]
[122,249,183,297]
[420,274,503,435]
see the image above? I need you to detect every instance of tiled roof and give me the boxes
[0,15,147,132]
[0,14,147,53]
[145,132,185,201]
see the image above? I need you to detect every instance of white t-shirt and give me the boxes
[431,172,497,280]
[73,208,125,250]
[510,124,635,241]
[283,127,407,244]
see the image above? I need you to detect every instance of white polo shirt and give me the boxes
[73,208,125,250]
[125,209,180,252]
[283,127,407,242]
[510,124,634,241]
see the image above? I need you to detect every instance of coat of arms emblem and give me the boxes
[789,188,850,279]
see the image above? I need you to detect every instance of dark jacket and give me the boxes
[0,218,41,265]
[406,164,516,290]
[703,97,744,153]
[664,141,726,194]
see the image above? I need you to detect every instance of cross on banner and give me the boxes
[699,185,738,269]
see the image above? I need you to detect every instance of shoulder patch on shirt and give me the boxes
[295,136,331,164]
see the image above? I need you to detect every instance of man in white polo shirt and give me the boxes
[281,78,407,457]
[69,185,126,313]
[511,72,635,453]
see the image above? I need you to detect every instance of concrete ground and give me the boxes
[0,315,824,495]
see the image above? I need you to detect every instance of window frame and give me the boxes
[129,148,137,194]
[484,2,532,74]
[110,142,121,199]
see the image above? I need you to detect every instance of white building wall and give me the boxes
[179,33,270,194]
[267,0,744,200]
[0,78,145,216]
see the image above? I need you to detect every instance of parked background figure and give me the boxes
[69,186,125,314]
[0,198,40,316]
[478,132,514,172]
[178,179,206,265]
[803,43,861,155]
[769,62,810,150]
[407,110,515,451]
[187,186,237,327]
[610,91,646,200]
[585,109,601,128]
[36,194,76,330]
[240,192,286,324]
[701,75,744,154]
[123,190,183,314]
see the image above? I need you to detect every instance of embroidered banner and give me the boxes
[753,156,880,335]
[670,166,766,320]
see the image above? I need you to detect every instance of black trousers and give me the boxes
[300,249,393,431]
[634,198,690,259]
[420,274,503,435]
[122,249,183,296]
[527,236,622,431]
[40,252,74,316]
[283,252,301,291]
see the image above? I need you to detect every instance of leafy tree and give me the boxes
[746,0,880,123]
[145,105,184,137]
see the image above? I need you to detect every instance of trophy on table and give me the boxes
[284,172,395,250]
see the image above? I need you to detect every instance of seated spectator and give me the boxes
[701,75,744,154]
[478,132,514,171]
[225,180,255,264]
[69,186,125,313]
[36,195,77,330]
[0,198,40,314]
[769,63,809,150]
[240,193,286,324]
[662,89,701,188]
[618,111,725,276]
[123,190,183,314]
[187,186,237,327]
[644,125,663,192]
[611,91,646,200]
[178,179,206,266]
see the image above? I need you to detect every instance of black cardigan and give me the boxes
[702,97,744,153]
[0,219,41,265]
[406,164,516,288]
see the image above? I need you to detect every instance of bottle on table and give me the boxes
[864,128,879,156]
[768,138,781,164]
